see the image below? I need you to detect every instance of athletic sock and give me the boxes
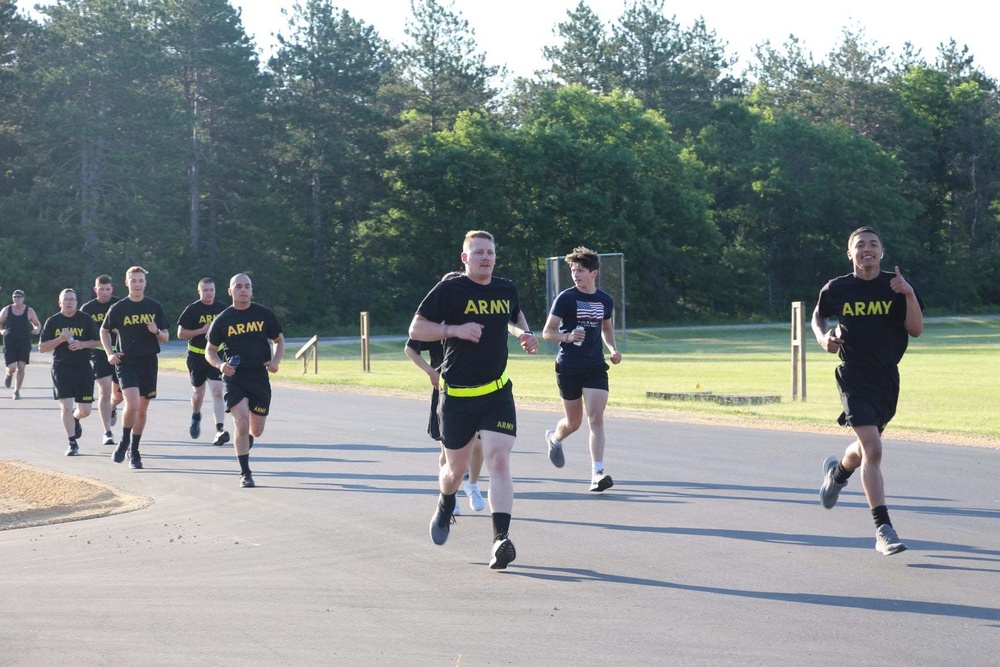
[439,492,456,513]
[131,433,142,451]
[192,412,201,421]
[593,461,604,474]
[238,454,251,475]
[121,426,132,446]
[833,462,853,485]
[872,505,891,528]
[492,512,512,541]
[216,423,224,432]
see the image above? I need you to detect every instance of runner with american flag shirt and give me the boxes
[541,247,622,492]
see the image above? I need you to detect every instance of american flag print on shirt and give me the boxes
[576,300,605,324]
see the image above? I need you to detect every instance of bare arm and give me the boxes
[266,334,285,373]
[409,313,483,343]
[404,344,440,388]
[601,319,622,364]
[811,306,843,354]
[177,322,209,340]
[508,311,539,354]
[28,308,41,334]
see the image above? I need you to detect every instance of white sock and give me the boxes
[550,430,562,446]
[593,462,603,474]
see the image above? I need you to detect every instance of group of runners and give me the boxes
[3,225,922,569]
[4,268,284,488]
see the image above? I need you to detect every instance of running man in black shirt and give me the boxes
[100,266,170,469]
[1,289,41,399]
[177,278,229,446]
[205,273,284,488]
[39,289,101,456]
[409,230,539,570]
[81,275,123,445]
[541,247,622,492]
[813,226,924,556]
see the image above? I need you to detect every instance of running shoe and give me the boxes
[212,430,231,446]
[189,414,201,439]
[12,391,19,400]
[875,524,907,556]
[3,373,10,388]
[102,431,115,446]
[429,502,455,545]
[128,450,143,469]
[240,473,255,488]
[74,418,82,440]
[545,429,564,468]
[590,470,614,492]
[65,442,79,456]
[464,481,486,511]
[489,535,517,570]
[112,441,129,463]
[110,406,117,426]
[452,501,461,516]
[820,456,847,509]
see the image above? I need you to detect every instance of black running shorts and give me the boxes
[439,381,516,450]
[187,351,222,387]
[92,352,118,381]
[835,364,899,433]
[428,387,442,441]
[4,342,30,366]
[116,356,159,399]
[224,371,272,417]
[555,362,610,401]
[51,364,95,403]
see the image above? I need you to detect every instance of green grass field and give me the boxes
[160,316,1000,442]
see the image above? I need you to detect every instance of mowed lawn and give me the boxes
[159,316,1000,442]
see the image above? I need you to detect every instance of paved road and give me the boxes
[1,361,998,666]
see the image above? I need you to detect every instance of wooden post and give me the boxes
[791,301,807,401]
[360,311,371,372]
[294,335,319,375]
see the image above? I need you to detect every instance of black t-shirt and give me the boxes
[102,297,169,358]
[207,303,283,373]
[416,275,521,387]
[817,271,924,369]
[178,300,228,351]
[405,338,444,369]
[40,311,100,366]
[80,296,119,353]
[549,287,614,370]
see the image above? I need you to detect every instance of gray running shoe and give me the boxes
[112,441,129,463]
[590,470,614,492]
[65,442,79,456]
[189,414,201,439]
[819,456,847,509]
[545,429,565,468]
[4,373,10,388]
[875,524,907,556]
[429,503,455,545]
[489,535,516,570]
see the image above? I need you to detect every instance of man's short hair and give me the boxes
[463,230,494,252]
[95,274,113,286]
[229,272,252,288]
[198,277,214,287]
[848,226,882,247]
[565,246,600,272]
[59,288,77,300]
[125,265,148,278]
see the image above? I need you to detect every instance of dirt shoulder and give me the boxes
[0,461,151,532]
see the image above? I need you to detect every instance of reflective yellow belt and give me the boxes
[444,372,509,398]
[188,344,206,354]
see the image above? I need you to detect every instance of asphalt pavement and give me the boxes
[1,359,998,666]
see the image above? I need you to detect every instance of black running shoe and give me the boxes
[112,441,129,463]
[3,373,10,388]
[102,431,115,445]
[489,535,517,570]
[65,442,79,456]
[213,430,231,446]
[240,473,255,488]
[128,450,143,469]
[110,406,117,426]
[189,413,201,439]
[429,503,455,545]
[74,418,82,440]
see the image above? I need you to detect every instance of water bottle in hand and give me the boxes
[229,354,241,369]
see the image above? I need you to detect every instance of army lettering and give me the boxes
[199,314,217,324]
[122,313,157,326]
[227,320,266,337]
[463,299,511,315]
[842,300,893,316]
[59,327,86,338]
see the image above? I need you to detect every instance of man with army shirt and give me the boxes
[813,226,924,556]
[100,266,170,470]
[205,273,284,489]
[409,230,539,570]
[177,278,229,446]
[39,288,101,456]
[80,274,123,445]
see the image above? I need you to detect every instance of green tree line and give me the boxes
[2,0,998,334]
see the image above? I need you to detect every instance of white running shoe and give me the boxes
[465,482,486,511]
